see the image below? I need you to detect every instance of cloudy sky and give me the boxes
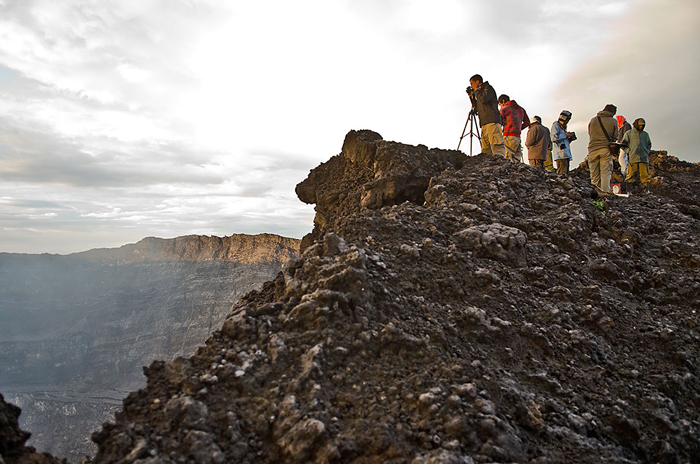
[0,0,698,254]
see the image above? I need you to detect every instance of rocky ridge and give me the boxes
[68,233,299,266]
[3,130,700,463]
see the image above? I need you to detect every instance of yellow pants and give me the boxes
[626,162,649,184]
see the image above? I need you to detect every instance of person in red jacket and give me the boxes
[498,95,530,163]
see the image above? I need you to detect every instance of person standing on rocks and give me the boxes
[587,104,618,194]
[551,110,575,174]
[525,115,551,168]
[616,115,632,177]
[621,117,652,193]
[498,94,530,163]
[467,74,505,157]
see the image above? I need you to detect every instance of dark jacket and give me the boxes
[588,110,618,152]
[473,81,501,127]
[525,121,551,161]
[500,100,530,137]
[617,120,632,143]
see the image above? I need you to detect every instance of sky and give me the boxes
[0,0,698,254]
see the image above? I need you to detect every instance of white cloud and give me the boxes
[0,0,696,254]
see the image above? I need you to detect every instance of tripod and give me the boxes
[457,108,481,155]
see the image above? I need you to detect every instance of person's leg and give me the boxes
[639,163,650,184]
[504,136,519,161]
[481,123,503,156]
[625,163,639,183]
[599,149,613,193]
[514,137,524,163]
[488,124,506,158]
[556,160,568,175]
[480,125,493,155]
[545,146,554,171]
[588,149,602,189]
[640,162,650,193]
[529,159,544,167]
[620,150,628,177]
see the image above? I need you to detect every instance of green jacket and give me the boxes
[622,128,652,164]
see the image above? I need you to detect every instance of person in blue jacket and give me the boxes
[551,110,575,174]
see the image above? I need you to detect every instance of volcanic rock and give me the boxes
[6,130,700,463]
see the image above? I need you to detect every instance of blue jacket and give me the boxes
[551,121,572,161]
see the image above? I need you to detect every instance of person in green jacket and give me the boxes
[621,118,652,193]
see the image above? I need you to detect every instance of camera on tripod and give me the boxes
[466,86,475,97]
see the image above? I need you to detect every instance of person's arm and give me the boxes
[525,125,536,147]
[552,124,566,148]
[521,110,530,130]
[621,131,630,148]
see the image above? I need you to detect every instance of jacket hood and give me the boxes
[597,110,614,118]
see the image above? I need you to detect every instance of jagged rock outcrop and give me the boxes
[296,130,467,250]
[0,234,299,462]
[7,131,700,463]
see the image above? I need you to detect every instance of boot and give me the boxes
[644,183,650,195]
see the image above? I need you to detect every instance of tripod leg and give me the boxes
[458,117,470,150]
[468,112,481,156]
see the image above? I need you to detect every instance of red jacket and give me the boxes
[500,101,530,137]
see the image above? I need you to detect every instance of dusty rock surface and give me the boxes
[7,130,699,463]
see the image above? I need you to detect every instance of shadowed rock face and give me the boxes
[5,130,700,463]
[0,234,299,462]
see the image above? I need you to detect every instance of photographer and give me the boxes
[467,74,505,157]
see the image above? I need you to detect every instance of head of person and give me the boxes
[498,94,510,107]
[558,110,572,125]
[633,118,646,131]
[533,115,542,125]
[469,74,483,90]
[616,115,626,129]
[603,104,617,116]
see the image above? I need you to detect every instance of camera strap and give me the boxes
[597,116,615,143]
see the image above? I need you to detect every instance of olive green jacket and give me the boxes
[622,128,652,164]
